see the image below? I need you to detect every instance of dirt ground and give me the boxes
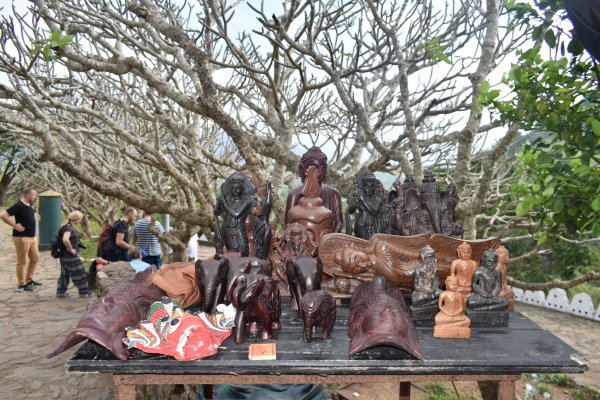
[0,222,598,399]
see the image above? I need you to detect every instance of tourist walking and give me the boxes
[132,211,165,267]
[102,207,138,262]
[56,211,93,298]
[0,187,41,292]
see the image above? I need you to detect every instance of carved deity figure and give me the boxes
[450,242,478,301]
[270,223,318,282]
[386,171,463,237]
[241,170,273,260]
[467,249,509,311]
[411,245,442,309]
[495,246,515,311]
[287,165,333,244]
[345,171,385,240]
[433,275,471,339]
[213,172,257,256]
[285,147,343,232]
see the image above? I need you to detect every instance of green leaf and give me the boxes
[537,231,548,245]
[542,186,555,197]
[50,29,62,42]
[544,30,556,48]
[516,197,535,216]
[480,80,490,94]
[592,197,600,213]
[593,221,600,237]
[554,198,565,212]
[592,120,600,137]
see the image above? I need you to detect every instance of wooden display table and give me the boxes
[67,306,587,400]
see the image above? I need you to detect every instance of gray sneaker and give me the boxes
[56,292,70,298]
[17,284,33,292]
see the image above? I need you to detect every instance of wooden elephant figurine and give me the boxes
[225,257,272,303]
[286,256,323,312]
[300,290,336,343]
[227,271,281,344]
[195,257,229,313]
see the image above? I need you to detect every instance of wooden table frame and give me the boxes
[112,373,520,400]
[68,308,586,400]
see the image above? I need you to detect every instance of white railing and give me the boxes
[510,286,600,321]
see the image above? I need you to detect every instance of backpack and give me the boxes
[50,226,66,259]
[97,223,113,254]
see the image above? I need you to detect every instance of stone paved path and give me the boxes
[0,220,598,399]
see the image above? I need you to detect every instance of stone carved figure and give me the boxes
[227,269,281,343]
[285,146,343,233]
[319,233,500,294]
[386,171,463,237]
[450,242,478,302]
[270,223,317,283]
[214,172,257,256]
[467,249,508,311]
[300,290,336,343]
[345,171,385,240]
[286,256,323,311]
[287,165,333,244]
[433,275,471,339]
[410,245,442,320]
[348,276,423,359]
[48,267,164,360]
[495,246,515,311]
[380,176,403,234]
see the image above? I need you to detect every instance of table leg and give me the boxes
[399,382,411,400]
[113,376,136,400]
[498,379,516,400]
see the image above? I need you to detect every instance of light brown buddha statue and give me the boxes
[433,275,471,339]
[287,165,333,245]
[495,245,515,311]
[450,242,478,303]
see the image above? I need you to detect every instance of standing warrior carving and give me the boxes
[450,242,478,302]
[345,171,385,240]
[213,172,257,256]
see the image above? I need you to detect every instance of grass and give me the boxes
[423,382,462,400]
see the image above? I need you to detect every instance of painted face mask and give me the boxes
[123,297,236,361]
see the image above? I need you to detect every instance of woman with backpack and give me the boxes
[56,211,93,298]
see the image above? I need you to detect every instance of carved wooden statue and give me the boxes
[495,246,515,311]
[270,223,318,283]
[348,276,423,359]
[227,269,281,343]
[466,249,509,325]
[410,245,442,321]
[450,242,478,303]
[213,172,257,256]
[285,146,343,232]
[433,275,471,339]
[299,290,336,343]
[286,256,323,311]
[319,233,501,295]
[346,171,385,240]
[241,170,274,259]
[287,165,333,244]
[386,171,463,237]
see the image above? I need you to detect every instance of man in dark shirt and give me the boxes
[0,187,41,292]
[102,207,138,262]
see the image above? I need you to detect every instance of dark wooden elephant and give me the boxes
[195,257,229,313]
[225,257,272,303]
[227,270,281,344]
[286,256,323,311]
[300,290,336,343]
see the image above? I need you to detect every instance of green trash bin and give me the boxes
[38,190,63,251]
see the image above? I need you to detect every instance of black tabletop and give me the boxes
[67,303,588,376]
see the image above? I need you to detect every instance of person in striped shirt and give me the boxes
[132,211,165,268]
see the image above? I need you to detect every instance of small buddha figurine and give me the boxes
[495,246,515,311]
[433,275,471,339]
[467,249,509,312]
[450,242,478,303]
[410,245,442,321]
